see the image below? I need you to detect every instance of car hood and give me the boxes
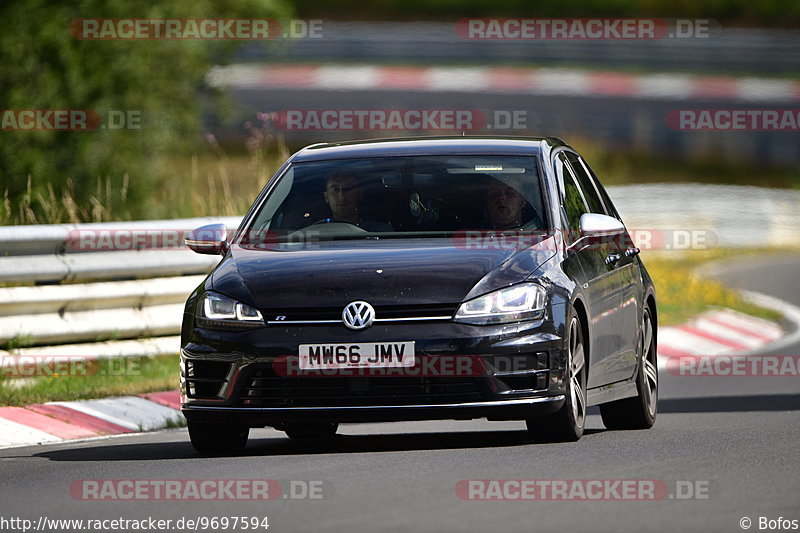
[211,236,558,309]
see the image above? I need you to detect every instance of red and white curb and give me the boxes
[0,390,182,449]
[1,291,794,448]
[207,64,800,102]
[655,282,800,372]
[657,308,783,369]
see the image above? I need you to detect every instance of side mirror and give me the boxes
[579,213,625,237]
[568,213,625,251]
[185,223,228,255]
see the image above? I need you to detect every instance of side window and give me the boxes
[565,152,606,215]
[246,166,295,236]
[575,154,622,220]
[555,152,589,231]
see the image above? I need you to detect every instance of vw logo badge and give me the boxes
[342,301,375,330]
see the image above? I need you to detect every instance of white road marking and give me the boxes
[656,289,798,370]
[692,317,766,349]
[0,418,61,446]
[47,397,183,432]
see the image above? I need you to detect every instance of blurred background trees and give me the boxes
[0,0,291,223]
[1,0,796,224]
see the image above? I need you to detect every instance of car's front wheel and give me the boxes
[599,306,658,430]
[188,421,249,455]
[527,312,587,442]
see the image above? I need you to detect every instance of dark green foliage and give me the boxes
[0,0,290,222]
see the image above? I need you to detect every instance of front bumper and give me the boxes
[182,396,566,425]
[180,309,569,426]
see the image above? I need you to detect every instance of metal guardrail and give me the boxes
[0,217,241,284]
[2,184,798,359]
[0,217,241,358]
[0,217,240,257]
[0,277,203,346]
[607,184,800,249]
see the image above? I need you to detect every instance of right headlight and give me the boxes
[454,283,547,325]
[197,291,264,329]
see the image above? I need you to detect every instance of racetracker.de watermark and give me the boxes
[455,18,712,40]
[666,355,800,377]
[66,228,194,251]
[70,479,329,500]
[451,229,717,252]
[666,109,800,131]
[263,109,528,131]
[269,354,544,377]
[456,479,711,500]
[69,19,323,40]
[1,355,141,378]
[63,227,719,252]
[1,109,140,131]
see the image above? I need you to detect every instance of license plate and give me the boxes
[298,342,415,370]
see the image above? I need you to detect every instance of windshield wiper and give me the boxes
[355,231,454,239]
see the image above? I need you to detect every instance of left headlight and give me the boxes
[454,283,547,325]
[197,291,264,328]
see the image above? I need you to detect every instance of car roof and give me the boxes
[291,136,565,162]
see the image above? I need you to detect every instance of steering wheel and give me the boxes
[286,219,368,241]
[312,217,360,226]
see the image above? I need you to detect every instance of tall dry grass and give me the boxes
[1,132,290,225]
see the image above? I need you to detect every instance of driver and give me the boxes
[322,172,393,232]
[485,177,526,229]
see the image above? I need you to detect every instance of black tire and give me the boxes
[284,422,339,440]
[599,306,658,430]
[188,421,249,455]
[526,312,587,442]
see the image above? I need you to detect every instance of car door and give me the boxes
[567,151,640,383]
[554,151,623,389]
[572,153,643,381]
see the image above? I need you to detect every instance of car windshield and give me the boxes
[241,155,546,246]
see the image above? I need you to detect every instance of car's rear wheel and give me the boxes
[526,313,587,442]
[188,421,249,455]
[284,422,339,440]
[599,306,658,430]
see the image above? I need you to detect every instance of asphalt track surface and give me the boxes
[1,253,798,533]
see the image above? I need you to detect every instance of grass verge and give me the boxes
[0,355,179,407]
[644,248,787,326]
[3,135,799,225]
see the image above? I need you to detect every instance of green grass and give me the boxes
[0,355,179,407]
[0,139,290,226]
[0,248,792,406]
[643,248,788,326]
[3,134,799,226]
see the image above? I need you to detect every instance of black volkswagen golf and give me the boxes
[181,137,658,454]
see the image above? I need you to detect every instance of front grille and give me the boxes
[236,366,483,407]
[487,352,550,392]
[264,303,457,322]
[498,373,549,391]
[374,304,458,319]
[184,360,233,399]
